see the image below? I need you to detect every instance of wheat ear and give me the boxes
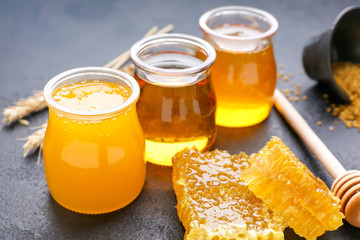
[2,91,46,125]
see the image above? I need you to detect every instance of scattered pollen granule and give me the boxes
[317,121,322,126]
[302,95,307,101]
[329,126,334,131]
[331,62,360,131]
[19,119,30,126]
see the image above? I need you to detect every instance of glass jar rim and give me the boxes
[199,5,279,41]
[130,33,216,76]
[43,67,140,117]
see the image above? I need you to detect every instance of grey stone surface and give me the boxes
[1,0,360,239]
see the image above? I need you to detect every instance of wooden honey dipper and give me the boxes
[274,89,360,228]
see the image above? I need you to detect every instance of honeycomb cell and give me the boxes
[172,148,286,240]
[241,137,344,240]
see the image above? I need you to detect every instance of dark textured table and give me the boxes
[1,0,360,239]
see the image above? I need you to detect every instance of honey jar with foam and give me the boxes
[43,67,145,214]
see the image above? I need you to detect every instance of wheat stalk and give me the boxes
[104,25,159,69]
[18,24,174,158]
[21,122,47,162]
[111,24,174,70]
[2,91,47,125]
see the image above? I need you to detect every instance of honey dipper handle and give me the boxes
[274,89,346,179]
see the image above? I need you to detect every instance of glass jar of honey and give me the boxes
[43,67,146,214]
[130,34,217,166]
[199,6,279,127]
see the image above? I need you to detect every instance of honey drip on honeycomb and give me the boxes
[172,148,286,240]
[241,137,344,240]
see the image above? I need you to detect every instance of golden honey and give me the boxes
[200,6,279,127]
[172,148,286,239]
[172,138,344,239]
[131,34,217,166]
[241,137,344,239]
[210,26,277,127]
[43,67,145,214]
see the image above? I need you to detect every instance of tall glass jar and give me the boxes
[130,34,217,166]
[199,6,279,127]
[43,67,145,214]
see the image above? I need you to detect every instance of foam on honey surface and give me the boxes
[53,80,130,112]
[172,148,286,240]
[241,137,344,240]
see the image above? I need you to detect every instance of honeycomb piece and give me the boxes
[241,137,344,240]
[172,148,286,240]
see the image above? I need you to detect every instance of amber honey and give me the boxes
[200,6,279,127]
[131,34,217,166]
[43,68,145,214]
[135,72,216,166]
[211,26,276,127]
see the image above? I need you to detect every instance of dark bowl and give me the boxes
[302,5,360,103]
